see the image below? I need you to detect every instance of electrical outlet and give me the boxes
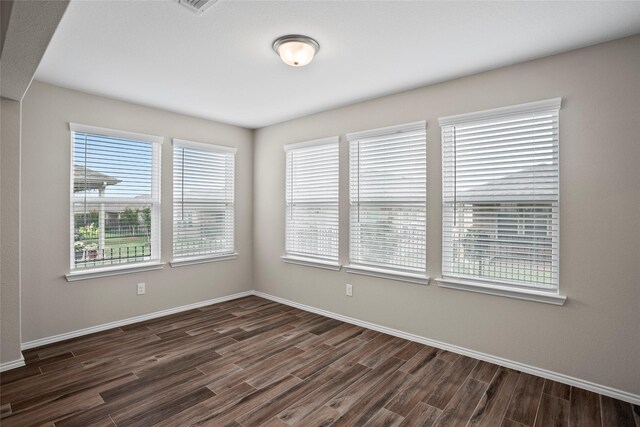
[346,283,353,297]
[137,282,145,295]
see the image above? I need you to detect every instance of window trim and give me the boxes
[436,276,566,305]
[345,264,429,285]
[345,120,427,141]
[68,123,163,275]
[171,138,237,262]
[283,136,340,266]
[438,98,562,127]
[65,261,165,282]
[69,123,164,145]
[170,253,239,268]
[172,138,237,154]
[438,98,562,297]
[283,136,339,152]
[281,255,341,271]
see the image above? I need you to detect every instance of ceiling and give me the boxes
[35,1,640,129]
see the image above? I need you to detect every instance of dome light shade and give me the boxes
[272,35,320,67]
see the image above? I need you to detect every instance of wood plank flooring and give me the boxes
[1,296,637,427]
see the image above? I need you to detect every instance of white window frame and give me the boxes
[346,121,428,285]
[66,123,163,282]
[437,99,566,305]
[170,139,238,267]
[282,136,341,270]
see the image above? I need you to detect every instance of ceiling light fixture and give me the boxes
[272,35,320,67]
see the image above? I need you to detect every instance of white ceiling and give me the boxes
[36,0,640,129]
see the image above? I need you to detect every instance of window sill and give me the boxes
[345,264,429,285]
[66,261,165,282]
[436,277,566,305]
[170,253,238,267]
[281,255,341,271]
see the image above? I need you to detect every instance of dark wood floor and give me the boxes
[1,296,637,427]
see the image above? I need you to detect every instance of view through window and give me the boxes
[71,125,161,270]
[441,99,560,290]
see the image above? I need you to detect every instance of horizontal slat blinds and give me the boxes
[440,99,560,290]
[71,124,161,270]
[348,122,427,273]
[285,137,339,262]
[173,140,236,260]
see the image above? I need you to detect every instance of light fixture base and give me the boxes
[272,35,320,67]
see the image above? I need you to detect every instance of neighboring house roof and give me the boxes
[455,163,556,202]
[73,165,121,192]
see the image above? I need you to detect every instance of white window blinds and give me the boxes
[173,139,236,260]
[70,123,162,270]
[284,137,339,264]
[440,98,561,290]
[348,122,427,276]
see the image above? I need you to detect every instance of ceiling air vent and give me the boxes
[178,0,217,15]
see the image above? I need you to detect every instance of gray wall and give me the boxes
[1,97,22,364]
[253,36,640,395]
[20,82,254,343]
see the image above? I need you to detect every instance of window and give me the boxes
[439,98,561,299]
[70,124,162,272]
[283,137,340,269]
[347,122,427,283]
[172,139,236,264]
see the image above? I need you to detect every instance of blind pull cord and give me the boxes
[357,140,361,223]
[181,148,185,220]
[453,127,457,228]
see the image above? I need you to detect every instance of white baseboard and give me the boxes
[252,290,640,406]
[0,355,25,372]
[21,291,252,351]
